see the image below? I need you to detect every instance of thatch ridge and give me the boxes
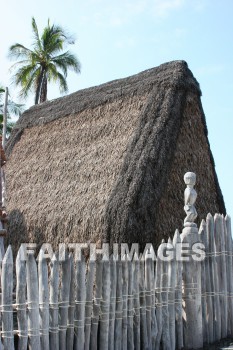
[104,85,187,246]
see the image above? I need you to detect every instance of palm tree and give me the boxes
[0,87,24,137]
[9,17,81,105]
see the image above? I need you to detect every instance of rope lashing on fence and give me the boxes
[2,290,233,313]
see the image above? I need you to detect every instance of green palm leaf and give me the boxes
[0,87,25,137]
[9,17,81,104]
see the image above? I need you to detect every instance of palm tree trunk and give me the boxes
[35,67,45,105]
[40,72,47,103]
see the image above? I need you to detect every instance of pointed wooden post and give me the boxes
[109,255,117,350]
[225,215,233,337]
[90,258,103,350]
[168,237,176,350]
[0,136,7,257]
[26,251,40,350]
[161,240,170,349]
[67,254,75,350]
[155,243,163,350]
[49,253,59,349]
[75,252,86,350]
[16,245,28,350]
[207,213,221,341]
[173,229,183,350]
[122,254,128,350]
[139,255,148,349]
[180,172,203,349]
[38,249,50,350]
[150,256,157,349]
[133,254,140,350]
[145,249,152,349]
[99,259,110,350]
[59,250,71,350]
[84,256,95,350]
[1,246,14,350]
[201,218,213,344]
[114,259,123,350]
[199,221,209,344]
[127,255,134,350]
[214,214,227,339]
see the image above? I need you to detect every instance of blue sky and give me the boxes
[1,0,233,218]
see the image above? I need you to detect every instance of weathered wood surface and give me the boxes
[84,257,95,350]
[0,214,231,350]
[75,253,86,350]
[145,250,152,350]
[202,220,214,343]
[155,243,163,350]
[122,255,128,350]
[114,259,123,350]
[216,214,228,339]
[127,256,134,350]
[16,246,28,350]
[108,255,117,350]
[161,242,170,350]
[49,254,59,349]
[59,251,71,350]
[133,255,140,350]
[1,246,14,350]
[168,237,176,350]
[38,249,50,350]
[173,230,183,350]
[207,213,221,341]
[90,258,103,350]
[150,254,157,349]
[99,259,110,350]
[180,226,203,349]
[67,254,75,350]
[139,256,148,349]
[199,221,209,344]
[26,251,40,350]
[225,215,233,336]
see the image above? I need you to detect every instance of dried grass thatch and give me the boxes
[5,60,225,252]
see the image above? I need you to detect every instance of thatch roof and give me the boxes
[5,60,225,251]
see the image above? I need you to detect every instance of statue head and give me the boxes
[184,172,196,186]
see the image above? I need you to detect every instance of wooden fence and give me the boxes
[0,213,232,350]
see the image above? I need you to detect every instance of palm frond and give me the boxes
[51,51,81,76]
[46,64,68,93]
[56,72,68,93]
[31,17,42,51]
[12,64,38,86]
[46,63,59,82]
[42,26,64,54]
[7,100,25,116]
[13,65,40,99]
[0,120,16,137]
[9,59,33,74]
[8,43,33,60]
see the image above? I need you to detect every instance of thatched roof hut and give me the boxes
[5,60,225,251]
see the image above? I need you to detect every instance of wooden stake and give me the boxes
[16,246,28,350]
[1,246,14,350]
[2,87,8,150]
[38,249,50,350]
